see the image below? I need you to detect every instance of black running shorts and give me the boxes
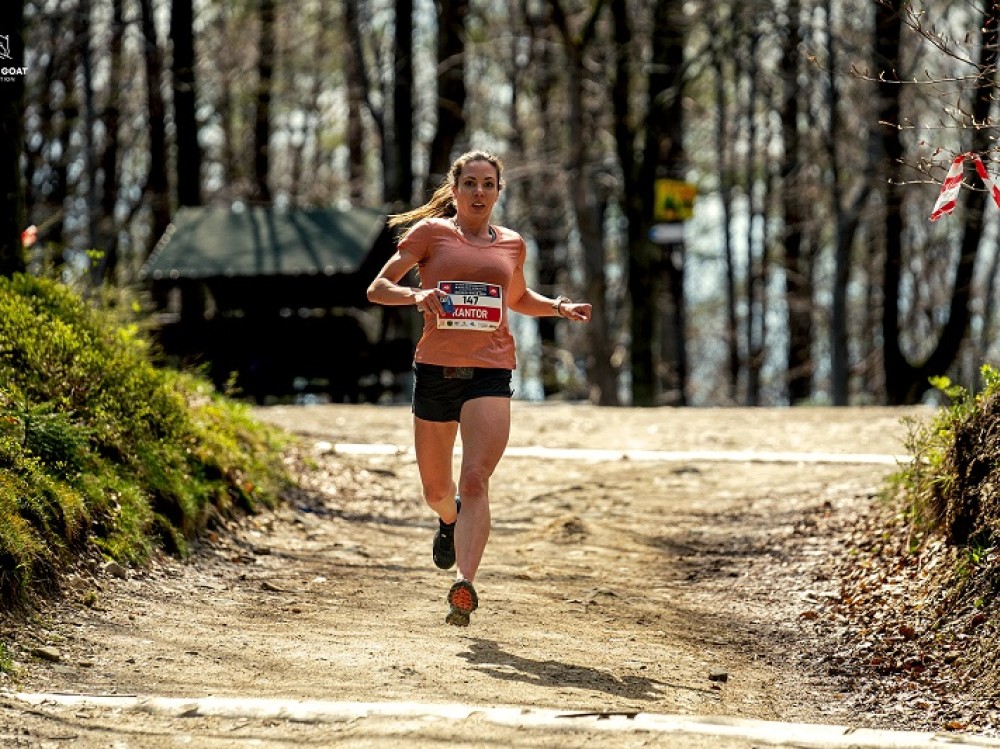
[412,363,514,423]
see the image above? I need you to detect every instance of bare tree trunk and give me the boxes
[743,31,764,406]
[825,0,847,405]
[139,0,172,249]
[859,220,882,396]
[881,2,996,403]
[346,79,365,205]
[779,0,812,404]
[877,0,906,403]
[758,172,776,405]
[980,245,1000,366]
[820,0,874,405]
[645,0,688,405]
[424,0,468,194]
[548,0,618,405]
[713,10,739,403]
[343,0,367,205]
[306,3,331,205]
[215,14,235,195]
[0,0,26,276]
[387,0,414,205]
[75,0,99,258]
[252,0,274,204]
[93,0,124,283]
[613,0,687,406]
[30,10,76,254]
[611,0,652,406]
[917,6,999,393]
[172,0,202,207]
[510,10,556,394]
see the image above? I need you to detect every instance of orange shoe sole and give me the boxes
[445,579,478,626]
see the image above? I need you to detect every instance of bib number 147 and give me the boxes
[436,281,503,331]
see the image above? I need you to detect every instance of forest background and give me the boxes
[0,0,997,409]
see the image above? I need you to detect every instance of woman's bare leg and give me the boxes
[454,396,511,583]
[413,416,460,522]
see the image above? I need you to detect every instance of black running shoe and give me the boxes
[432,497,461,570]
[445,578,478,627]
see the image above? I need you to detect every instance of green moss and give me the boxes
[0,274,289,609]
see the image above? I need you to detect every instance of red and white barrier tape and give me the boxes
[930,152,1000,221]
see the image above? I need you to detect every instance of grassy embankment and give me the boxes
[0,273,289,619]
[833,367,1000,722]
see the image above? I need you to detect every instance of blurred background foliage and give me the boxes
[2,0,999,407]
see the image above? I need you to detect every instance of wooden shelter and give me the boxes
[140,204,414,402]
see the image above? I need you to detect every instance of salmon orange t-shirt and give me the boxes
[398,217,526,369]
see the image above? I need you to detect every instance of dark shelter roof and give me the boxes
[140,204,388,280]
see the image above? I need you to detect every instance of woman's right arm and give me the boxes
[366,250,422,305]
[366,250,449,314]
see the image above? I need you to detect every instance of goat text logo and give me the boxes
[0,35,28,82]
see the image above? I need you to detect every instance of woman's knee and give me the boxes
[458,465,493,498]
[422,479,455,506]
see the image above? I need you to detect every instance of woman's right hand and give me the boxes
[413,288,449,318]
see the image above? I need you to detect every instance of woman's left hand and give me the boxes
[561,302,592,322]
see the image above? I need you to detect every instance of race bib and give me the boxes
[435,281,503,331]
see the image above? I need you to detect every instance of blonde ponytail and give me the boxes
[387,181,454,229]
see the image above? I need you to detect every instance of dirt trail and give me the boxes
[0,403,935,747]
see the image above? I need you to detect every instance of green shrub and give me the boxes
[0,274,289,609]
[895,365,1000,547]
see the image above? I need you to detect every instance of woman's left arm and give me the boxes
[507,263,592,322]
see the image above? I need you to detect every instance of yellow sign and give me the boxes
[654,179,697,222]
